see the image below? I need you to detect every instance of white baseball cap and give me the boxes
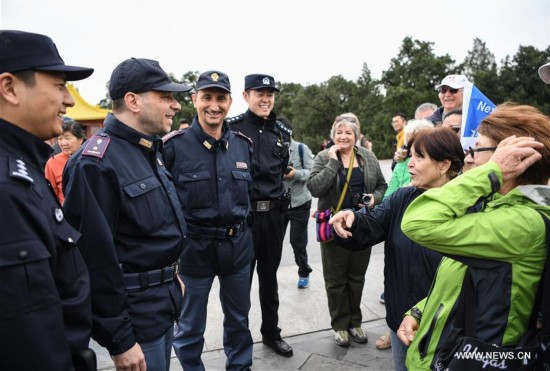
[435,74,470,90]
[538,62,550,84]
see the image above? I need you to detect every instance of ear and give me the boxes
[0,73,21,105]
[123,92,140,113]
[242,91,249,103]
[438,159,452,175]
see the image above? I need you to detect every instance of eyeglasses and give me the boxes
[438,87,460,94]
[465,146,497,158]
[335,116,357,124]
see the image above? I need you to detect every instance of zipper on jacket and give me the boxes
[418,303,444,359]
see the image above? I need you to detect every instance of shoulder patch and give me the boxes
[162,129,185,143]
[232,130,253,144]
[227,114,244,125]
[9,157,33,183]
[82,135,111,159]
[276,120,293,136]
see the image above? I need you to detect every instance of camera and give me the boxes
[284,162,294,175]
[361,193,372,204]
[351,193,371,208]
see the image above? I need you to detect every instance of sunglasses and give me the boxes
[465,146,497,158]
[335,116,357,124]
[438,87,460,94]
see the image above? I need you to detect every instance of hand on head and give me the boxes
[489,136,543,183]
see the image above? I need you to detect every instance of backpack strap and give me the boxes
[298,143,304,168]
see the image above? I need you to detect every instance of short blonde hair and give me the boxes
[330,114,360,142]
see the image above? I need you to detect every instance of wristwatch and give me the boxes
[411,307,422,323]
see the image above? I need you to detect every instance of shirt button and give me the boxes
[192,175,197,179]
[140,183,146,189]
[18,250,28,260]
[68,237,74,243]
[218,177,222,181]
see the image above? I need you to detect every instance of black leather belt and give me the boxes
[252,199,283,212]
[187,220,245,239]
[124,261,179,292]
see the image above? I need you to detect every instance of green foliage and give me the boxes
[96,38,550,156]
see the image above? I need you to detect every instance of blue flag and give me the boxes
[460,83,496,148]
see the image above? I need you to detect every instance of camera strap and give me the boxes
[335,149,355,212]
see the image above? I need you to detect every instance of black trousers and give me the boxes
[250,206,285,341]
[283,200,313,277]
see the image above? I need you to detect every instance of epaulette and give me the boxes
[276,120,292,136]
[9,157,33,183]
[232,130,253,145]
[82,133,110,159]
[226,114,244,125]
[162,129,185,143]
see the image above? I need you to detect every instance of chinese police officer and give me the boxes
[228,74,293,357]
[0,30,95,371]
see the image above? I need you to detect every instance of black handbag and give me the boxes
[434,212,550,371]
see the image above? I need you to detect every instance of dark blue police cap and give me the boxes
[244,74,279,91]
[196,70,231,93]
[0,30,93,81]
[109,58,192,100]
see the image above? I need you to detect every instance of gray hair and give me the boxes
[403,119,433,145]
[330,115,360,142]
[414,102,438,119]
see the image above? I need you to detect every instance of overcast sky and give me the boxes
[2,0,549,115]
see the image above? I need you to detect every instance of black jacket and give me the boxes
[228,110,291,201]
[0,119,91,370]
[163,119,254,276]
[63,114,186,354]
[339,186,442,331]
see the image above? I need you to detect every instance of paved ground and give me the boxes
[93,160,395,370]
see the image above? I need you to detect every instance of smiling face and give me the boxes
[243,88,275,118]
[193,88,232,130]
[16,71,75,140]
[438,86,464,114]
[332,122,357,151]
[136,90,181,136]
[58,130,84,156]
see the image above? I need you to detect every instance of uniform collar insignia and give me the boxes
[139,138,153,149]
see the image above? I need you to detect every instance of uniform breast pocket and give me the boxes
[178,171,213,210]
[230,170,252,207]
[122,176,168,231]
[270,146,284,174]
[52,221,87,290]
[0,240,57,317]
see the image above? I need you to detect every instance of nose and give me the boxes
[63,86,75,107]
[170,96,181,110]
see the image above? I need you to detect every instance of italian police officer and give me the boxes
[228,74,293,357]
[163,70,254,370]
[0,30,95,371]
[63,58,190,371]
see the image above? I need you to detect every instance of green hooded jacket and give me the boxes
[401,161,550,370]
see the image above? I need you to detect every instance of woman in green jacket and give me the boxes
[397,103,550,370]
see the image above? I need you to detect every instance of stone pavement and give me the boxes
[93,159,395,370]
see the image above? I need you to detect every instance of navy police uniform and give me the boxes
[0,119,92,371]
[164,117,254,369]
[63,114,187,356]
[228,108,292,342]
